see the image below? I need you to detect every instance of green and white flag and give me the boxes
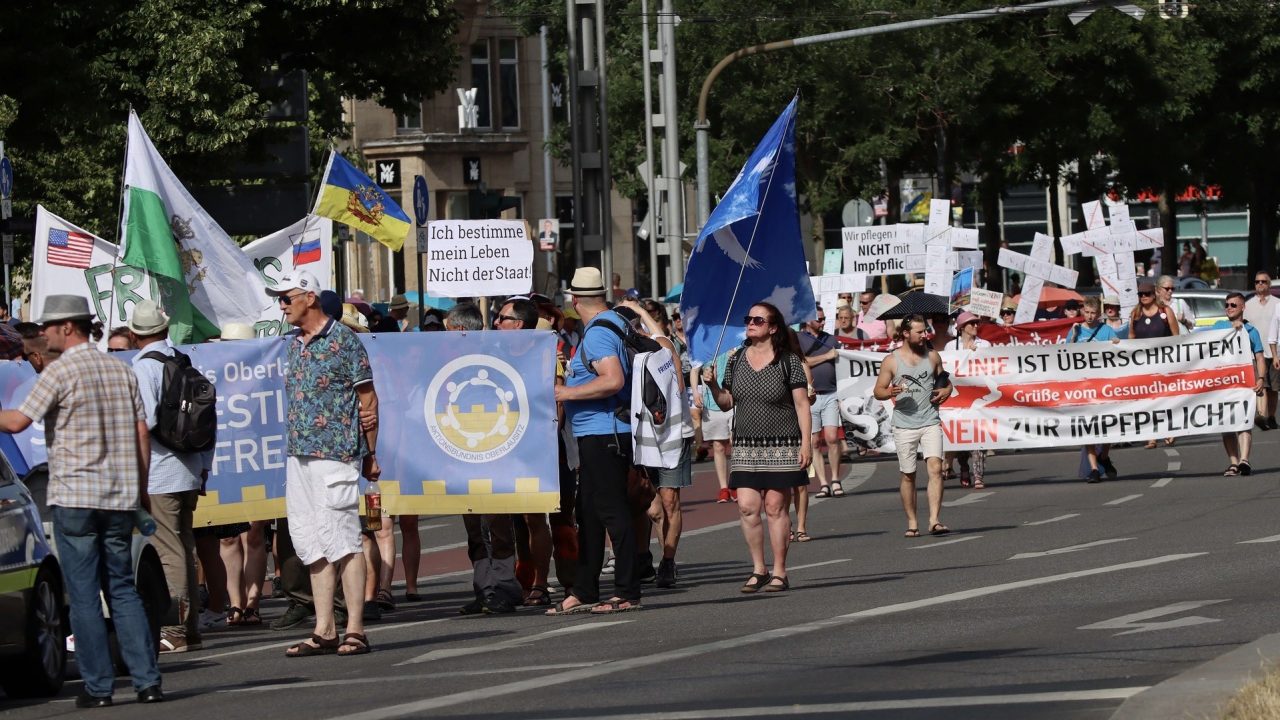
[120,110,267,342]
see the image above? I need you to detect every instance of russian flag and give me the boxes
[293,237,322,265]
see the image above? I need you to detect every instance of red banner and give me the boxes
[833,317,1080,350]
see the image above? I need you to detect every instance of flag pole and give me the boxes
[107,109,135,334]
[706,98,797,364]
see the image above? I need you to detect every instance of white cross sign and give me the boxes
[810,273,866,334]
[923,199,980,297]
[1060,200,1159,317]
[840,199,977,298]
[998,232,1079,325]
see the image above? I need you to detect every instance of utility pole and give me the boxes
[640,0,660,299]
[658,0,685,290]
[693,0,1136,231]
[566,0,614,295]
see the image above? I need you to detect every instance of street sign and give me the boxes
[0,157,11,200]
[2,236,12,266]
[413,175,430,228]
[416,227,429,254]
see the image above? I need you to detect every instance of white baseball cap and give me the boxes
[266,270,323,297]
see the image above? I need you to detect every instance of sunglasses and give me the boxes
[277,292,308,306]
[744,315,769,326]
[1226,302,1242,308]
[1159,286,1174,291]
[494,314,520,324]
[1258,280,1271,284]
[1000,309,1015,315]
[1138,291,1154,297]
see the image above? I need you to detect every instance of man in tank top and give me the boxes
[873,315,953,538]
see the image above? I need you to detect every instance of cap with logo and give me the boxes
[266,270,323,297]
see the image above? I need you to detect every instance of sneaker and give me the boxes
[270,576,284,599]
[1269,417,1278,431]
[1256,415,1271,431]
[602,556,615,575]
[482,597,517,614]
[636,562,657,584]
[730,489,738,501]
[655,559,677,589]
[1087,469,1102,484]
[1100,457,1118,479]
[459,599,485,615]
[158,629,202,654]
[362,600,382,622]
[66,634,75,654]
[716,488,731,504]
[269,602,311,631]
[198,609,227,631]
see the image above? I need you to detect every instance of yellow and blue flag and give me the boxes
[313,152,411,251]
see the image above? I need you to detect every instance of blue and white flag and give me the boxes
[680,96,815,365]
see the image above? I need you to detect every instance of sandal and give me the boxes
[762,576,789,593]
[740,572,771,593]
[815,485,832,498]
[1238,461,1252,476]
[789,530,797,542]
[904,528,920,538]
[590,598,642,614]
[1224,464,1240,477]
[403,592,423,602]
[238,607,262,626]
[959,470,971,488]
[794,531,813,543]
[831,481,845,497]
[337,632,371,656]
[1145,440,1159,449]
[285,633,339,657]
[226,606,243,626]
[523,586,552,607]
[929,523,951,536]
[1164,438,1177,447]
[545,598,596,616]
[375,588,396,611]
[972,480,986,490]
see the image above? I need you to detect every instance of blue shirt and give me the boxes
[565,310,633,437]
[132,341,212,494]
[1209,319,1263,355]
[1066,322,1120,344]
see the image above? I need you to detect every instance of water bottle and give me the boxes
[363,481,382,532]
[134,508,157,536]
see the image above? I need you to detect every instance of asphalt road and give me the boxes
[5,430,1280,719]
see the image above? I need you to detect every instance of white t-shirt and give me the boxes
[1246,295,1278,359]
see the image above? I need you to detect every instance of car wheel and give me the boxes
[1,564,67,697]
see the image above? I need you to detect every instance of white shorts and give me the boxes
[891,425,944,475]
[286,456,363,566]
[702,409,734,442]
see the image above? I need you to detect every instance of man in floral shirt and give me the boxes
[269,270,380,658]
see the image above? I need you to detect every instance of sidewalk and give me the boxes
[1111,632,1280,719]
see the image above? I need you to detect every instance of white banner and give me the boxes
[837,330,1255,450]
[241,216,333,336]
[425,220,533,297]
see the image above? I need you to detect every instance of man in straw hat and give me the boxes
[547,267,642,615]
[0,295,164,706]
[128,300,213,654]
[267,270,380,657]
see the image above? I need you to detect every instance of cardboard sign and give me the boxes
[968,287,1004,319]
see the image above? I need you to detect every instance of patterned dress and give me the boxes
[723,348,809,490]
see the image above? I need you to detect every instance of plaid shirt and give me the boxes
[20,343,146,511]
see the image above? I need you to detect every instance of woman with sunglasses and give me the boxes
[1102,295,1129,338]
[702,303,811,593]
[1130,279,1181,448]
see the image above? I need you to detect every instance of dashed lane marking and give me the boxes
[1105,494,1143,506]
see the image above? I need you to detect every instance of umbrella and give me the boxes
[878,290,950,320]
[402,290,456,311]
[663,283,683,303]
[1013,287,1083,308]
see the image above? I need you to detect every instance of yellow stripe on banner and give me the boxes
[384,492,560,516]
[240,485,267,502]
[515,477,541,493]
[420,481,447,495]
[194,499,287,527]
[468,479,494,495]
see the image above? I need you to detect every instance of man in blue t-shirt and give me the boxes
[1209,292,1266,476]
[1071,297,1121,483]
[549,267,640,615]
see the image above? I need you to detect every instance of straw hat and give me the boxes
[567,267,606,297]
[221,323,256,341]
[340,303,369,333]
[36,295,94,323]
[127,300,170,335]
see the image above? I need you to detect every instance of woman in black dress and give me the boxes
[1130,279,1181,448]
[703,302,812,593]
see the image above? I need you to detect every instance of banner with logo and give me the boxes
[241,216,333,336]
[837,330,1255,450]
[0,332,559,525]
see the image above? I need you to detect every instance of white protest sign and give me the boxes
[1061,200,1150,317]
[425,220,533,297]
[968,287,1004,319]
[998,232,1078,324]
[924,199,980,297]
[810,273,867,333]
[242,215,334,336]
[841,224,926,275]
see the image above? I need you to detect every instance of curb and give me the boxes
[1111,632,1280,720]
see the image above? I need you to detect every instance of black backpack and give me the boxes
[142,349,218,453]
[580,318,668,424]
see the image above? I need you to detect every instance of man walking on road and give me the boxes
[270,271,380,657]
[128,300,211,654]
[1246,272,1280,429]
[873,315,952,538]
[0,295,163,707]
[1215,292,1266,476]
[800,307,845,504]
[549,267,641,615]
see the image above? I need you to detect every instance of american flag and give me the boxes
[47,228,95,269]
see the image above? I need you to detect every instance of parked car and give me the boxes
[0,460,66,698]
[1174,289,1231,328]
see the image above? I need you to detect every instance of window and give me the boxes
[499,39,520,129]
[470,43,492,129]
[396,103,422,132]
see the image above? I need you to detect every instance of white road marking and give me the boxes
[1163,448,1179,457]
[1104,494,1143,506]
[397,621,631,665]
[1010,538,1134,561]
[561,687,1152,719]
[788,559,852,571]
[685,464,873,539]
[1024,514,1079,526]
[223,663,597,693]
[1151,477,1173,488]
[1166,461,1182,472]
[908,535,981,550]
[196,616,458,661]
[943,491,994,507]
[1238,534,1280,544]
[327,554,1204,720]
[419,540,468,553]
[1079,600,1227,636]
